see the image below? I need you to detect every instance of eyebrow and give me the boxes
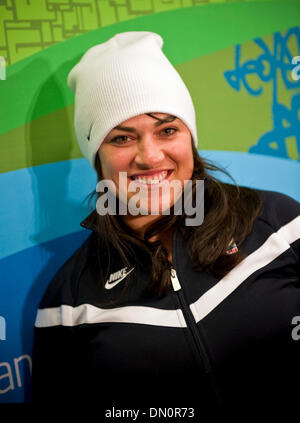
[113,116,177,133]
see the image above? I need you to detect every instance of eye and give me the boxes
[161,127,177,136]
[109,135,130,144]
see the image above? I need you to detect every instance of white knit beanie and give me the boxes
[67,31,198,170]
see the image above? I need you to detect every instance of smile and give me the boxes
[129,170,172,185]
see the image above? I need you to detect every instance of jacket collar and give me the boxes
[80,209,98,231]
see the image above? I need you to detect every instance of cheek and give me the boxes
[98,148,130,179]
[173,144,194,177]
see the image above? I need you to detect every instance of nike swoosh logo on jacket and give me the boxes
[104,267,134,289]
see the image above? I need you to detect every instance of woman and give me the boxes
[32,31,300,416]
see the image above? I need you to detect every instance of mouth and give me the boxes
[129,170,173,185]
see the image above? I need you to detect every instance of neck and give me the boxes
[122,214,161,238]
[121,214,174,263]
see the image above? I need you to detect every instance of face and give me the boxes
[97,113,194,226]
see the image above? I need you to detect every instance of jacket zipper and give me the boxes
[170,267,224,407]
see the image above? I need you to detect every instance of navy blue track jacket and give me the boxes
[32,188,300,415]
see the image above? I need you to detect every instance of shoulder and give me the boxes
[236,187,300,261]
[38,232,98,309]
[254,188,300,230]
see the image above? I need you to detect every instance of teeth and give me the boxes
[133,171,168,184]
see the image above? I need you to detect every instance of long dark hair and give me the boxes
[87,116,262,296]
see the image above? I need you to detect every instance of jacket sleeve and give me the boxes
[258,189,300,261]
[32,322,82,404]
[31,251,85,405]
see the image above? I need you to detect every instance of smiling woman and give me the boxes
[32,31,300,417]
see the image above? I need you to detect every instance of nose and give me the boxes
[134,135,165,168]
